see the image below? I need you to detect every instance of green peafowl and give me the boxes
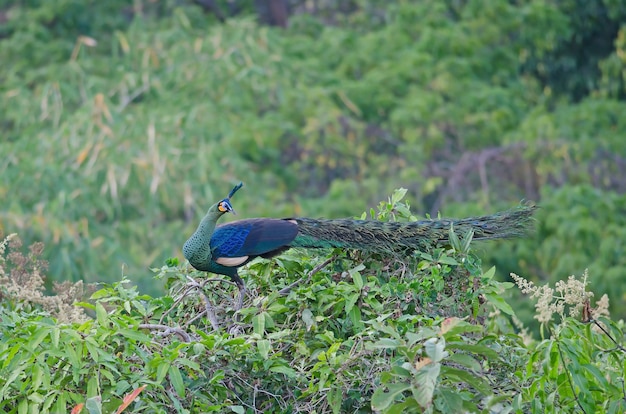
[183,182,536,309]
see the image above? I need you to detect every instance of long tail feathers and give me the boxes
[291,205,537,252]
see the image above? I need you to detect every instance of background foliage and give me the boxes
[1,1,625,322]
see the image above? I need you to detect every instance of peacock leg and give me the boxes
[230,272,246,311]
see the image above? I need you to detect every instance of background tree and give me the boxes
[1,0,625,323]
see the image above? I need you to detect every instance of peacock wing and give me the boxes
[210,218,298,258]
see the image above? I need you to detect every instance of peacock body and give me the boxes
[183,183,536,307]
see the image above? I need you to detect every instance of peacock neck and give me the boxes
[183,204,225,269]
[196,208,223,237]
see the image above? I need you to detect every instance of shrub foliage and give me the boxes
[1,192,624,413]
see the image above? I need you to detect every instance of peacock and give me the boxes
[183,182,536,309]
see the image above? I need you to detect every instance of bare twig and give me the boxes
[202,277,238,287]
[159,284,195,324]
[159,274,228,330]
[138,323,193,342]
[590,318,626,353]
[230,371,286,412]
[184,309,208,327]
[186,275,220,331]
[278,256,337,295]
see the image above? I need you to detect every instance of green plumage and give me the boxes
[291,207,536,251]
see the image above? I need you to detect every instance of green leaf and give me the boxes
[31,364,43,391]
[118,328,151,342]
[367,338,401,349]
[18,398,28,414]
[65,344,81,371]
[344,292,359,314]
[90,289,111,300]
[412,362,440,407]
[223,337,246,346]
[328,385,343,413]
[441,366,491,394]
[435,389,464,412]
[257,339,271,360]
[253,313,266,335]
[85,338,100,363]
[2,344,21,369]
[448,225,461,251]
[461,229,474,253]
[482,266,496,280]
[446,343,499,360]
[269,364,297,378]
[350,269,364,290]
[448,353,482,372]
[371,383,411,410]
[42,390,56,411]
[438,255,459,266]
[29,328,49,351]
[348,306,362,329]
[264,312,276,329]
[424,338,447,362]
[95,302,108,327]
[419,252,434,261]
[177,358,201,372]
[405,329,438,347]
[484,293,515,315]
[156,361,170,383]
[2,365,25,395]
[50,327,60,348]
[439,318,483,337]
[229,406,245,414]
[209,370,225,385]
[85,396,102,414]
[386,400,420,414]
[99,368,115,383]
[581,363,609,388]
[169,365,185,398]
[87,376,99,397]
[390,364,412,377]
[28,392,44,404]
[302,308,315,331]
[132,300,147,316]
[391,188,408,204]
[53,393,67,413]
[75,301,96,311]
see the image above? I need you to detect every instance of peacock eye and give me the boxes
[218,202,227,212]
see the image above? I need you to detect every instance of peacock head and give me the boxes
[217,198,236,215]
[215,182,244,216]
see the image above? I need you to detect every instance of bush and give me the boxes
[1,191,624,413]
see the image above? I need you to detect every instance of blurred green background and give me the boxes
[1,0,625,324]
